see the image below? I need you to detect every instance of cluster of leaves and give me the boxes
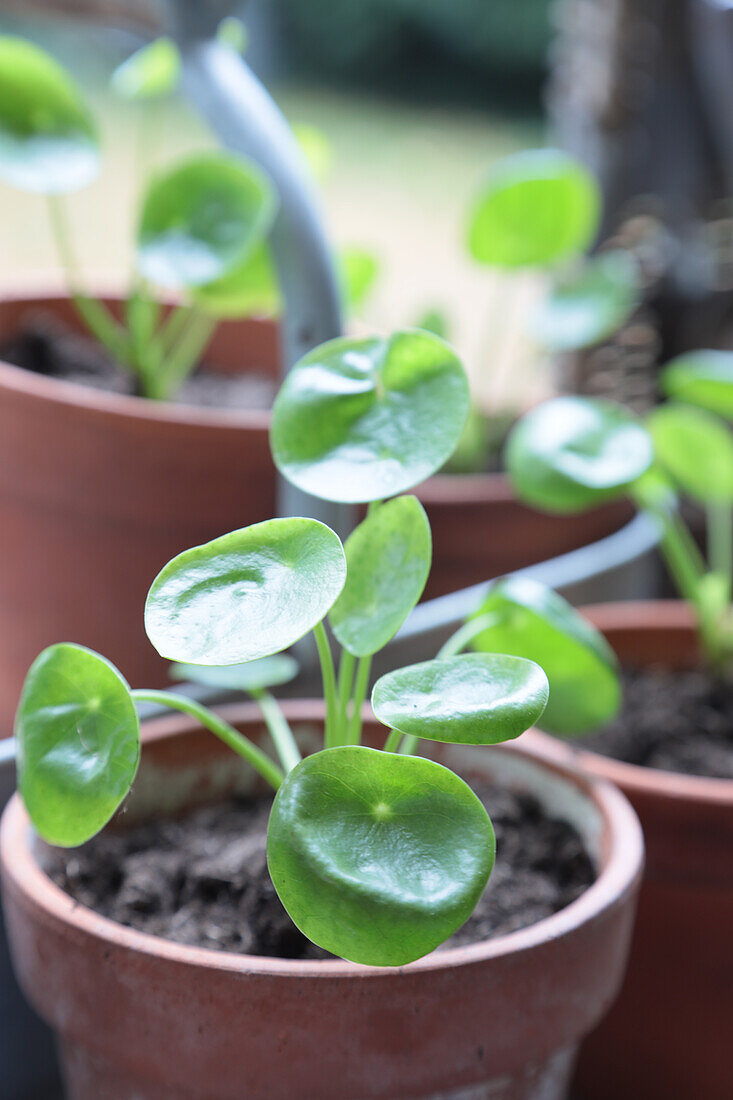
[17,327,568,966]
[0,35,379,401]
[506,350,733,669]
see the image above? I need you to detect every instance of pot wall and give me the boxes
[531,602,733,1100]
[0,703,643,1100]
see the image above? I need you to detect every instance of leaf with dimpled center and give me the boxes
[530,251,640,352]
[270,330,470,504]
[470,577,620,736]
[329,496,431,656]
[0,36,99,194]
[137,152,277,289]
[505,396,653,513]
[371,653,548,744]
[16,644,140,847]
[145,518,346,664]
[267,746,495,965]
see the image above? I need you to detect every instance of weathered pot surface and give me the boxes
[529,601,733,1100]
[1,702,643,1100]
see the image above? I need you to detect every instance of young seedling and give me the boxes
[505,355,733,669]
[456,149,640,472]
[15,328,550,967]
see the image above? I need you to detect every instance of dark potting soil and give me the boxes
[0,311,276,410]
[582,666,733,780]
[48,780,595,961]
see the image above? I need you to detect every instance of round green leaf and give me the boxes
[505,396,653,513]
[137,153,277,289]
[270,330,470,504]
[470,577,620,736]
[530,251,640,351]
[660,350,733,419]
[467,149,600,269]
[371,653,548,745]
[110,38,181,101]
[329,496,431,656]
[170,654,298,692]
[0,36,99,194]
[15,644,140,847]
[145,518,346,664]
[647,403,733,504]
[192,242,279,318]
[267,745,494,965]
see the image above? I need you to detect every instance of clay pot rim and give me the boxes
[578,599,733,806]
[0,290,525,500]
[1,699,643,981]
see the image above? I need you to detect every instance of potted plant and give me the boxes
[417,148,642,599]
[1,328,643,1099]
[489,365,733,1097]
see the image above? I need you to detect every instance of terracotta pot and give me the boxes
[1,702,643,1100]
[529,602,733,1100]
[416,475,633,600]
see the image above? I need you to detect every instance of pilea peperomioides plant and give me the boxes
[15,328,551,967]
[505,351,733,671]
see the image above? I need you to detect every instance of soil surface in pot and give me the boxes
[1,312,276,410]
[48,780,594,960]
[582,667,733,779]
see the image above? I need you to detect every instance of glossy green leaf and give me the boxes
[530,251,640,351]
[169,654,298,692]
[267,745,494,965]
[0,36,99,193]
[371,653,548,745]
[660,350,733,419]
[137,153,277,289]
[329,496,431,656]
[192,242,279,318]
[340,246,379,311]
[506,396,653,513]
[15,644,140,847]
[270,330,470,504]
[110,38,181,101]
[647,403,733,504]
[467,149,600,269]
[145,518,346,664]
[470,577,620,735]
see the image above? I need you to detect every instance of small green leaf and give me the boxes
[660,350,733,419]
[329,496,431,656]
[145,518,346,664]
[15,644,140,847]
[267,745,494,965]
[467,149,600,269]
[293,123,333,183]
[270,330,470,504]
[217,16,249,55]
[192,242,280,318]
[505,396,653,513]
[371,653,548,745]
[415,307,450,340]
[0,36,99,193]
[340,246,379,311]
[647,403,733,504]
[470,577,620,735]
[170,654,298,692]
[530,251,640,351]
[110,38,181,101]
[137,153,277,289]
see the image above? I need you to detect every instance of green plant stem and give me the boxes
[383,728,420,755]
[130,689,284,789]
[158,308,216,397]
[314,621,340,748]
[398,734,419,755]
[437,612,502,658]
[707,502,733,597]
[46,194,131,366]
[346,655,372,745]
[383,728,402,752]
[250,688,301,773]
[336,648,356,739]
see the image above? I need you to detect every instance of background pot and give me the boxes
[1,703,642,1100]
[529,602,733,1100]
